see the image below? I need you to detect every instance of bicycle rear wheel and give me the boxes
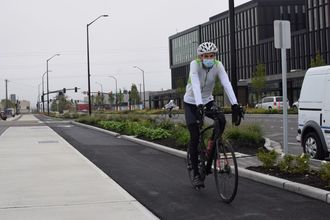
[213,141,238,203]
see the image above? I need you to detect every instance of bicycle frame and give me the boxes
[199,111,223,170]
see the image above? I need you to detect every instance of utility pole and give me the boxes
[229,0,238,96]
[139,83,142,105]
[5,79,8,109]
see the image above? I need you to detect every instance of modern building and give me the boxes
[168,0,330,106]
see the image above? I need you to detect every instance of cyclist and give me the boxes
[184,42,242,188]
[165,99,177,110]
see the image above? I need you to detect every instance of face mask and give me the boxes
[202,59,214,68]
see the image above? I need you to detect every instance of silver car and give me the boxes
[255,96,290,110]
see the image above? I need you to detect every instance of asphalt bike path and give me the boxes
[36,115,330,220]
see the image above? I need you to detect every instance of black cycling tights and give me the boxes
[187,114,226,177]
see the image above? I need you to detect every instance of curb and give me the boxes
[71,121,330,204]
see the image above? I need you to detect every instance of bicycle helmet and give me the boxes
[197,42,218,55]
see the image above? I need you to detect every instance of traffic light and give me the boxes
[41,95,44,102]
[74,87,78,92]
[97,91,100,96]
[63,88,66,93]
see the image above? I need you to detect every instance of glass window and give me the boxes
[326,5,329,27]
[314,8,318,30]
[309,10,313,31]
[320,6,324,28]
[247,9,250,27]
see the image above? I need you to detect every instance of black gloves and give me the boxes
[232,104,244,126]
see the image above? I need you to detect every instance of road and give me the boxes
[241,114,302,155]
[31,114,328,220]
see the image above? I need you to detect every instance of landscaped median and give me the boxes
[69,114,329,203]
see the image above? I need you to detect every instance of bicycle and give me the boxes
[186,105,244,203]
[161,107,179,119]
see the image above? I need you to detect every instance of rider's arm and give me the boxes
[217,62,238,105]
[190,61,203,105]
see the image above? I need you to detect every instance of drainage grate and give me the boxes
[38,140,59,144]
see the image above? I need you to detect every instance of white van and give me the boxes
[297,65,330,160]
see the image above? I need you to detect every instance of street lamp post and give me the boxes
[133,66,145,109]
[46,54,60,115]
[38,83,41,113]
[108,76,118,111]
[87,14,109,116]
[41,71,48,113]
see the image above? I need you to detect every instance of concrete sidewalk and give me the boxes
[0,115,158,220]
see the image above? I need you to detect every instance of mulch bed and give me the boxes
[248,166,330,191]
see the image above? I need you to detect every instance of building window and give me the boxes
[326,4,329,27]
[314,8,318,30]
[320,6,324,28]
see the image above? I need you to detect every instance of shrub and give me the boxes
[319,162,330,187]
[158,120,176,130]
[294,153,310,174]
[257,149,278,168]
[77,116,104,125]
[172,125,190,146]
[279,154,295,173]
[224,123,264,145]
[98,120,126,133]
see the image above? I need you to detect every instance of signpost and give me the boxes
[274,20,291,154]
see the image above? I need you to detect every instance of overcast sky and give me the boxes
[0,0,249,107]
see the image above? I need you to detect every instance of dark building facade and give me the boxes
[168,0,330,106]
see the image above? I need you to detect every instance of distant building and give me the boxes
[10,94,16,103]
[18,100,31,113]
[168,0,330,106]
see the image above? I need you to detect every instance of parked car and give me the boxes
[297,65,330,160]
[5,108,15,117]
[0,111,7,120]
[255,96,290,110]
[292,100,299,111]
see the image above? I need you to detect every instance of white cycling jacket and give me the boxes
[184,59,238,106]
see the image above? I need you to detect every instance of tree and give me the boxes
[213,77,224,96]
[176,79,186,108]
[108,92,115,105]
[310,52,326,67]
[251,63,266,104]
[50,93,71,113]
[118,89,124,104]
[1,99,15,109]
[130,84,140,105]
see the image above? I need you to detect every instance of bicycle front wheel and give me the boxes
[213,141,238,203]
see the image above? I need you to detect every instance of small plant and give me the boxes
[294,153,310,174]
[279,154,295,173]
[257,149,278,169]
[319,162,330,188]
[172,125,190,146]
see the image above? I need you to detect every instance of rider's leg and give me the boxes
[187,123,200,177]
[205,109,227,173]
[184,102,201,178]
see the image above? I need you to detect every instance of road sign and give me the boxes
[274,20,291,49]
[274,20,291,155]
